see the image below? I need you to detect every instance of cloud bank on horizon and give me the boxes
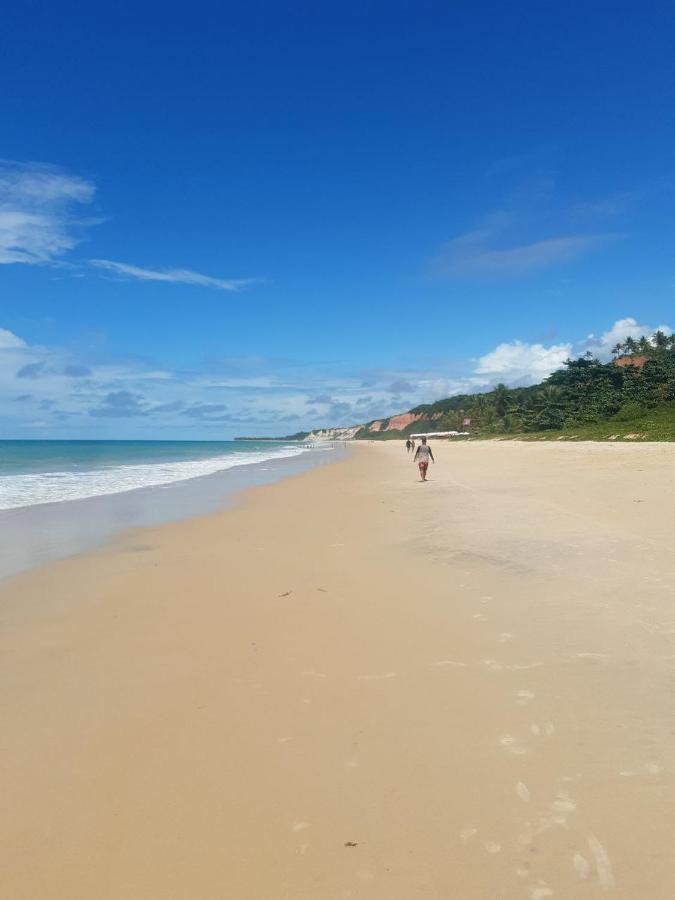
[1,157,672,437]
[0,316,670,438]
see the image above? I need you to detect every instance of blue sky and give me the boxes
[1,1,674,438]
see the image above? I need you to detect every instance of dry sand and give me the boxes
[2,440,675,899]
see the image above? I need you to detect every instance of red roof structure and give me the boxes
[614,355,648,370]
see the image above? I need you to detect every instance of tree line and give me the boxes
[404,331,675,436]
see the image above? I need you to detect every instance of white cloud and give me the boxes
[89,259,253,292]
[474,340,573,383]
[0,160,256,291]
[584,316,673,359]
[0,161,96,264]
[0,315,672,437]
[0,327,26,350]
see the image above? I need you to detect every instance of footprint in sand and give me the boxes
[552,794,576,814]
[531,722,555,737]
[508,661,544,671]
[500,734,527,755]
[530,888,553,900]
[573,852,590,879]
[516,781,531,802]
[587,834,614,889]
[483,659,504,671]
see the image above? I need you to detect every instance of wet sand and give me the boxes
[2,440,675,898]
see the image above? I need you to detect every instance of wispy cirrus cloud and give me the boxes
[431,154,627,279]
[431,218,619,279]
[0,160,96,264]
[0,159,258,292]
[89,259,255,292]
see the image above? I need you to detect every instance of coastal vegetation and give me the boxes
[354,332,675,442]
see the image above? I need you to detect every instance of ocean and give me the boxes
[0,440,313,510]
[0,439,340,578]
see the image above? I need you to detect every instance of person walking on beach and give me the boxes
[406,438,412,453]
[413,436,434,481]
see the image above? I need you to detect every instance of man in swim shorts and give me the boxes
[413,436,434,481]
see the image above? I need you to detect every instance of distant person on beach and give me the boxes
[413,437,434,481]
[406,439,412,453]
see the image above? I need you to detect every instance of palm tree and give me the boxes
[638,336,651,354]
[472,393,496,428]
[611,342,623,359]
[653,330,669,350]
[493,383,510,419]
[623,336,638,355]
[537,384,561,405]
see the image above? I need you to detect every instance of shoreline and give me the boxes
[2,441,675,898]
[0,443,343,580]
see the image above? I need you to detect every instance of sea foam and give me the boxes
[0,445,310,510]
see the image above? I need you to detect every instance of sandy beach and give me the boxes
[2,440,675,899]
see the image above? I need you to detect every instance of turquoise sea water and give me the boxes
[0,440,310,509]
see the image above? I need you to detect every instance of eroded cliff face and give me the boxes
[384,412,423,431]
[306,409,443,441]
[364,410,443,435]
